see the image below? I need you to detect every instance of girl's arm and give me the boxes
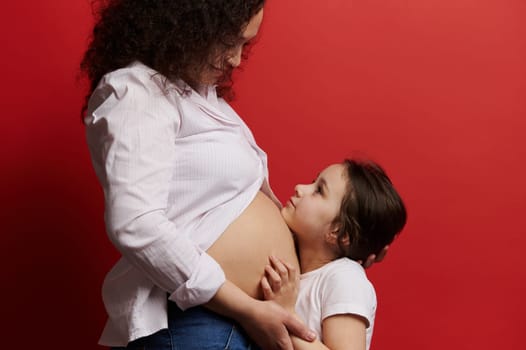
[290,314,366,350]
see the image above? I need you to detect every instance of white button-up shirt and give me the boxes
[85,62,278,346]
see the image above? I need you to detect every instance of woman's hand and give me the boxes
[359,245,389,269]
[240,299,315,350]
[206,280,315,350]
[261,255,299,311]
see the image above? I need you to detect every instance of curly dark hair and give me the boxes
[334,159,407,262]
[80,0,265,114]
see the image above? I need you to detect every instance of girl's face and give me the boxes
[281,164,348,247]
[198,8,264,85]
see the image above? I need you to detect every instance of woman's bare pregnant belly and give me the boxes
[207,191,298,300]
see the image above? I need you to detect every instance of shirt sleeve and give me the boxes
[85,70,225,310]
[320,264,377,328]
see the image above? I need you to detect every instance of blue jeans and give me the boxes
[112,301,259,350]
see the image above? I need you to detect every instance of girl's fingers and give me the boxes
[281,259,298,281]
[375,245,389,262]
[261,275,273,300]
[270,255,289,280]
[362,254,376,269]
[265,264,282,291]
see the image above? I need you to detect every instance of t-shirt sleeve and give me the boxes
[320,264,377,328]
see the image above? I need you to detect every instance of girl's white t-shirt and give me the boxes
[296,258,377,350]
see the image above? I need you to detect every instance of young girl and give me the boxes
[261,159,407,350]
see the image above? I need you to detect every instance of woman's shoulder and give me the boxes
[87,62,178,116]
[98,61,164,96]
[86,61,182,126]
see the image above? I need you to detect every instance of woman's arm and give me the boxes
[85,74,225,309]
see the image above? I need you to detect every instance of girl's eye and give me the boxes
[311,179,323,195]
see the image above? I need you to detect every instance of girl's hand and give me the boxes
[359,245,389,269]
[260,255,299,311]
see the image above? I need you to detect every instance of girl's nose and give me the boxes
[294,184,305,197]
[227,46,242,68]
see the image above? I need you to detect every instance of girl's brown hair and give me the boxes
[334,159,407,261]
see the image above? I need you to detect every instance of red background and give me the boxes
[2,0,525,348]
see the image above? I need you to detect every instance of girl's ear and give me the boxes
[326,225,350,246]
[339,232,350,246]
[325,230,338,245]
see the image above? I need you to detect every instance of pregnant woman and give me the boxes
[81,1,382,349]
